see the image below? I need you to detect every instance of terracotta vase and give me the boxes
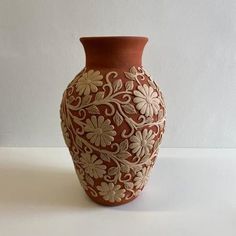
[60,36,166,206]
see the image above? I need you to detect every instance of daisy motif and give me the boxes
[84,116,116,147]
[76,70,103,95]
[130,129,155,157]
[80,151,106,178]
[133,84,160,117]
[134,167,150,189]
[97,182,125,203]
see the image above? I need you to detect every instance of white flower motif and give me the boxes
[61,121,71,147]
[134,167,150,189]
[76,70,103,95]
[80,151,106,178]
[133,84,160,117]
[130,129,155,157]
[84,116,116,147]
[97,182,125,203]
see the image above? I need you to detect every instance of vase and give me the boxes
[60,36,166,206]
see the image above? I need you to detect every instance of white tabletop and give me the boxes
[0,148,235,236]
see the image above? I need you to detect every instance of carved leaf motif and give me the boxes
[159,121,165,130]
[75,136,83,148]
[158,132,164,145]
[125,81,134,91]
[141,154,150,163]
[86,105,100,114]
[148,79,157,90]
[145,159,152,166]
[124,72,136,80]
[113,79,123,92]
[132,165,142,174]
[120,139,129,151]
[95,91,105,101]
[120,164,130,173]
[122,104,136,114]
[153,139,159,151]
[100,153,111,162]
[142,67,151,77]
[158,109,164,120]
[85,174,94,186]
[67,96,75,104]
[130,66,137,74]
[124,182,134,190]
[113,111,123,126]
[73,116,81,125]
[117,151,130,159]
[146,116,154,123]
[108,167,119,176]
[81,95,92,107]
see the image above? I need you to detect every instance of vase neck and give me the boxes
[80,37,148,68]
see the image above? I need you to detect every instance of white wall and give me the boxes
[0,0,235,147]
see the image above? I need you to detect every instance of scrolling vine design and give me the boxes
[60,66,166,203]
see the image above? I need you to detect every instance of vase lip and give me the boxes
[80,36,148,42]
[80,36,148,67]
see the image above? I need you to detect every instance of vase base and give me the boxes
[84,189,139,206]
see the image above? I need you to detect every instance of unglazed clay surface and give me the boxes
[60,66,166,205]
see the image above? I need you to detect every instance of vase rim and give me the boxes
[80,36,148,41]
[80,36,148,67]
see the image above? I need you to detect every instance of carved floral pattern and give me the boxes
[76,70,103,95]
[60,66,166,204]
[134,166,150,189]
[84,115,116,147]
[130,129,155,157]
[97,182,125,203]
[134,84,160,117]
[80,151,106,178]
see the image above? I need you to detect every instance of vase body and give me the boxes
[60,36,166,206]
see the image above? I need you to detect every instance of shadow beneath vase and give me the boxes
[0,162,100,211]
[0,156,178,212]
[1,155,213,212]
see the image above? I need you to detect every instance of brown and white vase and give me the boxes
[60,36,166,206]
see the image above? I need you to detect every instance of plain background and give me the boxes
[0,0,235,148]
